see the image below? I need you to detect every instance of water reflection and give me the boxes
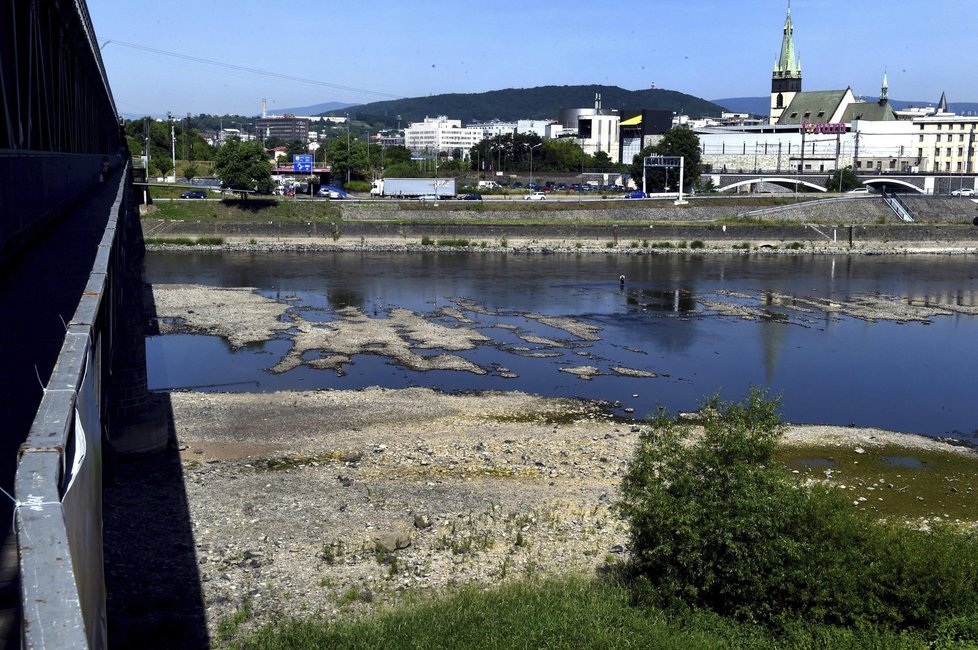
[627,289,698,313]
[145,251,978,439]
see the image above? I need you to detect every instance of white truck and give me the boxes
[370,178,456,198]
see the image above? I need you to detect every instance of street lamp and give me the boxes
[166,111,176,182]
[346,113,351,183]
[526,143,542,186]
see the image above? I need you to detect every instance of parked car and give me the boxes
[524,191,547,201]
[458,193,483,201]
[624,190,646,199]
[951,188,975,196]
[180,190,206,199]
[846,187,871,194]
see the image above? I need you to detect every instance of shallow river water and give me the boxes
[145,251,978,440]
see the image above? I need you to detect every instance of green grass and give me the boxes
[228,575,928,650]
[435,238,471,247]
[144,236,224,246]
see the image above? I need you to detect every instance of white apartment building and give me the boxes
[912,115,978,173]
[467,120,517,139]
[404,116,484,157]
[516,120,557,138]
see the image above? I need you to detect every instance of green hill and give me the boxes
[324,85,725,127]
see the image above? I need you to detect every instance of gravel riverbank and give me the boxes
[105,387,978,646]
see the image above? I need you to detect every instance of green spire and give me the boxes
[774,2,800,78]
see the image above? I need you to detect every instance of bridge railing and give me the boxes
[14,165,133,650]
[882,192,916,223]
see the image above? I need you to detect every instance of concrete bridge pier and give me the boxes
[105,178,170,456]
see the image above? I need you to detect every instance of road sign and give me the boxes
[293,154,313,172]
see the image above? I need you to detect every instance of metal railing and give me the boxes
[14,166,132,650]
[882,192,916,223]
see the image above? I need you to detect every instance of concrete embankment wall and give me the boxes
[141,195,978,250]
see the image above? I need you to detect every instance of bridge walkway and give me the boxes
[0,169,124,648]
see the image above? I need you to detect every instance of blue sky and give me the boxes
[89,0,973,117]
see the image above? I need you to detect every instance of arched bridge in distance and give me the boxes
[712,172,975,195]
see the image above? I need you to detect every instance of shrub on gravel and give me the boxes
[616,389,978,637]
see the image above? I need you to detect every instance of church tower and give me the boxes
[770,1,802,124]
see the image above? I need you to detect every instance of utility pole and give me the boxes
[167,111,176,182]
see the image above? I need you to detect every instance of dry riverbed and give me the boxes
[110,387,975,646]
[117,281,978,646]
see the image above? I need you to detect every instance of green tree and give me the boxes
[183,162,200,183]
[629,128,702,191]
[151,155,172,179]
[826,166,860,192]
[214,139,274,194]
[383,145,413,166]
[325,137,370,182]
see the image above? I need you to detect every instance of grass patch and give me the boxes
[786,241,805,250]
[216,597,253,646]
[435,238,471,247]
[420,235,435,246]
[484,408,605,426]
[144,236,224,246]
[229,575,929,650]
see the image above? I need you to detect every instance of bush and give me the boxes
[690,240,705,249]
[343,180,371,192]
[617,390,978,634]
[420,236,434,246]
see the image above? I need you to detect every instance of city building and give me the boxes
[403,116,484,157]
[516,119,559,138]
[559,94,621,163]
[912,110,978,173]
[619,110,674,165]
[256,115,310,143]
[467,120,517,140]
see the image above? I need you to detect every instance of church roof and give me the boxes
[777,90,850,125]
[937,91,949,112]
[841,100,897,123]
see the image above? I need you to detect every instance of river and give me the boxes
[144,250,978,440]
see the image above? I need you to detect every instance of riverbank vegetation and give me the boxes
[224,391,978,649]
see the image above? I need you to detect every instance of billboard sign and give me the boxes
[293,154,313,172]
